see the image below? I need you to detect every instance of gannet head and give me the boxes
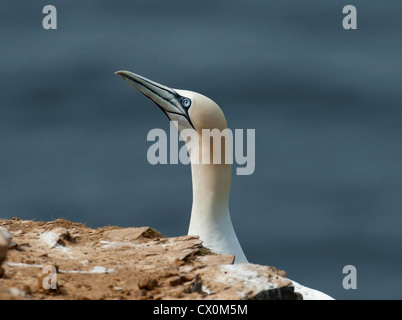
[115,71,228,134]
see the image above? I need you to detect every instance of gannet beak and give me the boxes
[115,70,194,128]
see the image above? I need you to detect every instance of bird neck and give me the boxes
[187,134,248,263]
[190,162,231,221]
[189,132,232,222]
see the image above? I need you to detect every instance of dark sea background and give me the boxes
[1,0,401,299]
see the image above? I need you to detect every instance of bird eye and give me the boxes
[181,98,191,108]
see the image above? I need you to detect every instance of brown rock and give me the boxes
[184,274,203,294]
[0,218,307,300]
[138,277,158,290]
[39,227,73,248]
[105,227,161,241]
[195,254,235,266]
[169,275,193,286]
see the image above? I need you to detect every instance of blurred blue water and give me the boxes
[1,0,402,299]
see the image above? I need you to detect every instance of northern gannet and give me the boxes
[115,71,334,300]
[115,70,247,263]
